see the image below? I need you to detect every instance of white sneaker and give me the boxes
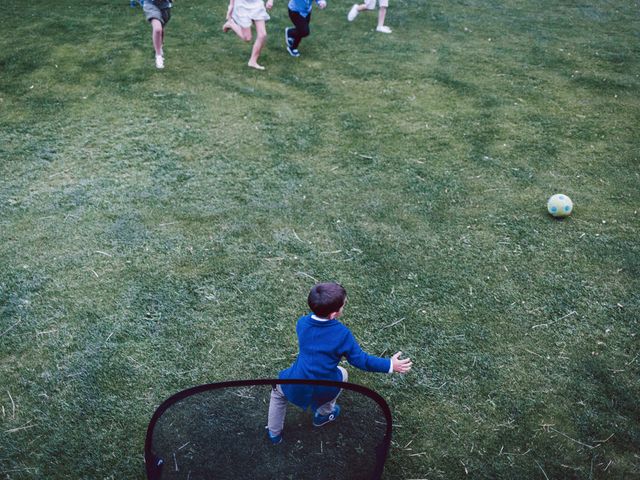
[155,55,164,69]
[347,4,359,21]
[376,25,392,34]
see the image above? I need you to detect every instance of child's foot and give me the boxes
[284,27,294,48]
[313,405,341,427]
[222,21,232,33]
[155,55,164,69]
[347,4,359,21]
[286,45,300,57]
[265,426,282,444]
[376,25,392,34]
[248,61,265,70]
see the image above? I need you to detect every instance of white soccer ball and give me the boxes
[547,194,573,217]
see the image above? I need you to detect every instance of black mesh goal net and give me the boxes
[145,379,392,480]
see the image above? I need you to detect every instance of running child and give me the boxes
[223,0,274,70]
[142,0,174,69]
[284,0,327,57]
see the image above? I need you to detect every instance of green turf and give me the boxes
[1,0,639,478]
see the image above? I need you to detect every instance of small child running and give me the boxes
[284,0,327,57]
[266,282,412,444]
[347,0,391,34]
[223,0,274,70]
[142,0,174,69]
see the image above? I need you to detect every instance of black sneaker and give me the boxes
[284,27,294,48]
[286,45,300,57]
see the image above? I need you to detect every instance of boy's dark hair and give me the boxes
[308,282,347,317]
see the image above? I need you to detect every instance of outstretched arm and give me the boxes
[344,332,392,373]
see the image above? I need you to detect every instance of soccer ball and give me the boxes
[547,194,573,217]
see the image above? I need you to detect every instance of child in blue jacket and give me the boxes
[266,282,412,443]
[284,0,327,57]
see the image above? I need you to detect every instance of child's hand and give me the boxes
[266,0,273,9]
[317,0,327,9]
[391,351,412,373]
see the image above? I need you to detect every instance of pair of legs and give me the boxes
[267,366,347,436]
[362,5,387,28]
[223,18,268,70]
[348,0,390,32]
[287,9,312,50]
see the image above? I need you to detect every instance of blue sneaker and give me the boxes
[284,27,294,48]
[286,45,300,57]
[313,405,341,427]
[266,427,282,445]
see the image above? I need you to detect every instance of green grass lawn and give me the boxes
[1,0,639,478]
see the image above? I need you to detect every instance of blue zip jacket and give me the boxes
[288,0,323,16]
[279,314,391,411]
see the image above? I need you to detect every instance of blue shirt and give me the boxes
[279,314,391,410]
[288,0,322,16]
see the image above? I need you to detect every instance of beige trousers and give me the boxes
[267,366,348,435]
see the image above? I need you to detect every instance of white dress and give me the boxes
[232,0,270,28]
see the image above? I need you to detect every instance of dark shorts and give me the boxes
[144,1,172,26]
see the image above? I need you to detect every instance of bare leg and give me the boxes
[151,19,164,56]
[223,18,252,42]
[377,6,387,27]
[248,20,267,70]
